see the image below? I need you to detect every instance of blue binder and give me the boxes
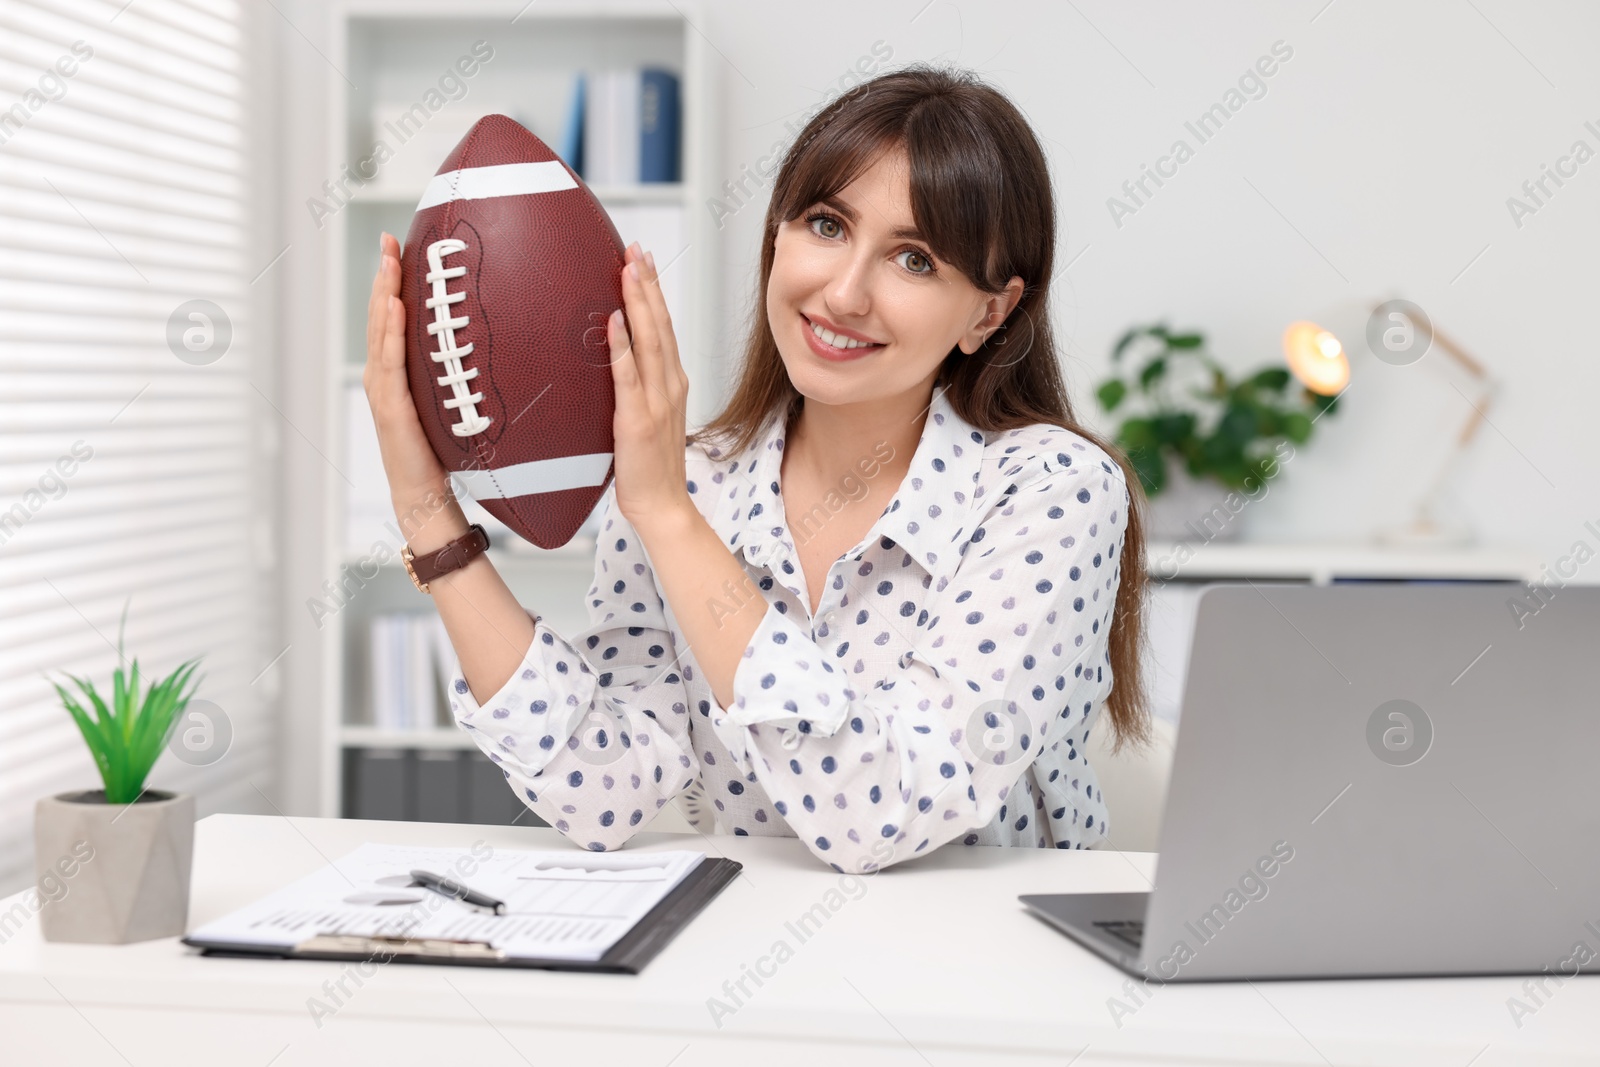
[560,70,586,177]
[639,67,679,182]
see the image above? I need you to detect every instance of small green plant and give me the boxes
[1096,323,1339,496]
[50,608,202,804]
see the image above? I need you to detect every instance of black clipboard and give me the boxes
[181,856,741,975]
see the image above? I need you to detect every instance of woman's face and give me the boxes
[766,147,1023,410]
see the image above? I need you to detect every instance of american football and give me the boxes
[400,114,623,549]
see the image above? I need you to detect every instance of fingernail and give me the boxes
[629,261,641,280]
[645,251,656,273]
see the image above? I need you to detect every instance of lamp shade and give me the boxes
[1282,320,1349,396]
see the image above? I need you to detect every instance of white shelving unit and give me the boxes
[1147,540,1542,585]
[317,1,714,818]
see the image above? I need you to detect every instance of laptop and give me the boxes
[1020,582,1600,982]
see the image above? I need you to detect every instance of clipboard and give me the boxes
[182,854,742,975]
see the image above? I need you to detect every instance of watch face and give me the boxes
[401,545,427,592]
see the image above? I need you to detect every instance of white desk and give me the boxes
[1,814,1594,1066]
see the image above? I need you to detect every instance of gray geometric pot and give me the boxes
[34,789,194,944]
[1145,471,1250,544]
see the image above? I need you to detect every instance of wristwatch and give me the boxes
[401,523,490,594]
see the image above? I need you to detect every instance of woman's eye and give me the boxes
[804,214,934,274]
[808,214,842,239]
[897,250,933,274]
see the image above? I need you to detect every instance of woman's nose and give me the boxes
[824,253,873,317]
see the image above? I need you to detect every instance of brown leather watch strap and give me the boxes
[402,523,490,593]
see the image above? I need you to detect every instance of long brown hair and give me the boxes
[690,63,1150,750]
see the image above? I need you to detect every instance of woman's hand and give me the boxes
[364,231,468,550]
[608,242,692,531]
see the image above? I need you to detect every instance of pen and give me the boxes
[409,869,506,915]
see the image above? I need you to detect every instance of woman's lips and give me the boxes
[800,313,884,362]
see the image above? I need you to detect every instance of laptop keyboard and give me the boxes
[1094,920,1145,949]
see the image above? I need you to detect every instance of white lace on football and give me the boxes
[424,238,491,437]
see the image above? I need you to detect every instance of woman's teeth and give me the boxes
[809,320,877,349]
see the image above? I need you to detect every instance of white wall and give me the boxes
[696,0,1600,569]
[269,0,1598,806]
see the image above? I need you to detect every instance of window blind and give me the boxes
[0,0,273,897]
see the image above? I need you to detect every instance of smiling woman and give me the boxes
[697,63,1150,751]
[368,62,1150,874]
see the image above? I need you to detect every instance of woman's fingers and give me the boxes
[369,290,407,414]
[366,241,393,357]
[365,256,406,393]
[607,307,645,418]
[619,254,669,402]
[361,265,449,502]
[366,233,405,357]
[635,249,686,390]
[382,292,406,374]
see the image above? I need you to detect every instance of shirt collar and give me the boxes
[724,386,987,576]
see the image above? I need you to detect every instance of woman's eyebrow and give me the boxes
[819,195,925,241]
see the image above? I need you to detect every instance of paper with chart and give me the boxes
[186,843,707,962]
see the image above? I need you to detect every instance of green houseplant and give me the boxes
[1096,323,1340,498]
[34,611,204,944]
[1095,323,1340,542]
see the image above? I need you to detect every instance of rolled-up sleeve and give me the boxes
[705,460,1127,873]
[448,488,700,851]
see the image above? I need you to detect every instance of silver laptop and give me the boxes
[1020,582,1600,982]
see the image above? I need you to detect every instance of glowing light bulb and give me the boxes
[1283,320,1350,396]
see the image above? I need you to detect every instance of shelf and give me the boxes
[1146,541,1540,584]
[342,725,477,749]
[347,182,687,206]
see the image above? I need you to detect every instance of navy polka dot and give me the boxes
[444,390,1124,869]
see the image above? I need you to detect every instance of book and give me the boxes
[639,68,680,182]
[584,68,640,185]
[559,70,585,174]
[578,66,681,184]
[369,613,455,730]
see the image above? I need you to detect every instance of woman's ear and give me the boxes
[958,276,1026,355]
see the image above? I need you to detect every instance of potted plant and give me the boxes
[1096,323,1339,541]
[35,612,203,944]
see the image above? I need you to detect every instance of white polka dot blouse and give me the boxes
[448,387,1130,874]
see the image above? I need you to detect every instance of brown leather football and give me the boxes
[400,114,622,549]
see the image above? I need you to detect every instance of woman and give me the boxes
[364,64,1148,875]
